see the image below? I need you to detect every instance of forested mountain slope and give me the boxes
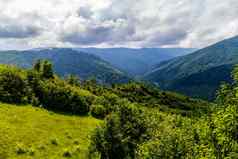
[145,36,238,99]
[0,48,130,84]
[76,48,195,76]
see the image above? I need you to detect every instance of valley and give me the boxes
[0,1,238,158]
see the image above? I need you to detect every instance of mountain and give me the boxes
[0,48,130,83]
[75,48,196,76]
[144,36,238,100]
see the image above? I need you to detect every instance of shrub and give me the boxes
[89,104,150,159]
[0,65,30,104]
[36,79,93,115]
[90,105,106,119]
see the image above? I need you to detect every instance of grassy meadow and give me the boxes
[0,103,100,159]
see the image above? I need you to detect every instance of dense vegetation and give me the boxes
[90,66,238,159]
[145,35,238,100]
[0,60,237,158]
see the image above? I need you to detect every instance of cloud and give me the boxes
[60,16,136,45]
[0,20,40,39]
[0,0,237,49]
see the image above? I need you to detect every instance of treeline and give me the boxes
[0,60,162,117]
[0,60,92,114]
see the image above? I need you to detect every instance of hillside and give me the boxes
[0,48,130,84]
[76,48,195,76]
[0,103,100,159]
[144,36,238,99]
[0,62,214,158]
[1,61,238,158]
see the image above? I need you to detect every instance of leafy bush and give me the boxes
[0,65,30,104]
[90,104,106,119]
[36,79,93,114]
[136,65,238,159]
[89,104,150,159]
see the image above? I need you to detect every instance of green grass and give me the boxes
[0,103,101,159]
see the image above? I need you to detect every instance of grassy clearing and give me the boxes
[0,103,101,159]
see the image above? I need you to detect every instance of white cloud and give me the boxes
[0,0,237,49]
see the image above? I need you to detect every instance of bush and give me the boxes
[90,105,106,119]
[0,65,30,104]
[89,104,150,159]
[36,79,93,114]
[94,92,123,113]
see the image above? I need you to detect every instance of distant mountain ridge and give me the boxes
[144,35,238,99]
[75,48,196,76]
[0,48,130,84]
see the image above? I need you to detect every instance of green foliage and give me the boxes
[66,74,81,86]
[145,36,238,100]
[87,65,238,159]
[33,59,54,79]
[216,82,234,105]
[89,104,149,159]
[0,61,97,115]
[0,65,30,104]
[0,48,130,84]
[216,65,238,105]
[232,64,238,82]
[37,78,93,114]
[2,60,238,159]
[112,82,209,116]
[209,105,238,158]
[90,105,107,119]
[136,65,238,159]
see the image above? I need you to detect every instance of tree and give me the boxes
[232,64,238,83]
[33,59,42,72]
[33,59,54,79]
[42,60,54,79]
[65,74,81,86]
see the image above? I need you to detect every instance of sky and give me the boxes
[0,0,237,50]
